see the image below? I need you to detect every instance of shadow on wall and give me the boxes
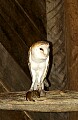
[44,41,53,91]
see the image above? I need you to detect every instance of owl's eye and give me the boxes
[40,48,44,51]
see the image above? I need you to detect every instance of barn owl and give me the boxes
[28,41,50,91]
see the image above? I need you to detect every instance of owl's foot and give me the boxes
[26,90,40,101]
[40,90,46,97]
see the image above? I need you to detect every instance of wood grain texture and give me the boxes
[0,43,30,91]
[0,90,78,112]
[0,43,36,120]
[46,0,66,90]
[46,1,67,120]
[0,110,27,120]
[0,0,46,76]
[0,43,30,120]
[65,0,78,120]
[18,0,47,36]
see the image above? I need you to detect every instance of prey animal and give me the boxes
[28,41,50,91]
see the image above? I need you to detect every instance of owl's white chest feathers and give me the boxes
[31,57,47,70]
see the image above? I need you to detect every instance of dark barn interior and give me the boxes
[0,0,78,120]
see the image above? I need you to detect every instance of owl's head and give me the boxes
[30,41,50,60]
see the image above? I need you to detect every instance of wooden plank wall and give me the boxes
[65,0,78,120]
[1,0,78,120]
[0,43,30,92]
[0,43,31,120]
[0,0,46,76]
[46,0,68,119]
[46,0,66,90]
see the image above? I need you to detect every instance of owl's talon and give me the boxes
[40,90,46,97]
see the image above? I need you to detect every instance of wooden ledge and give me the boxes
[0,90,78,112]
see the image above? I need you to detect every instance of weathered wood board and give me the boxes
[0,0,46,76]
[0,90,78,112]
[65,0,78,120]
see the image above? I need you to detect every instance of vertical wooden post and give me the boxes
[65,0,78,120]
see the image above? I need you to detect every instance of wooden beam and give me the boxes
[65,0,78,120]
[0,90,78,112]
[0,0,46,75]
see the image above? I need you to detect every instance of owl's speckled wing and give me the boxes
[28,47,32,77]
[41,55,49,82]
